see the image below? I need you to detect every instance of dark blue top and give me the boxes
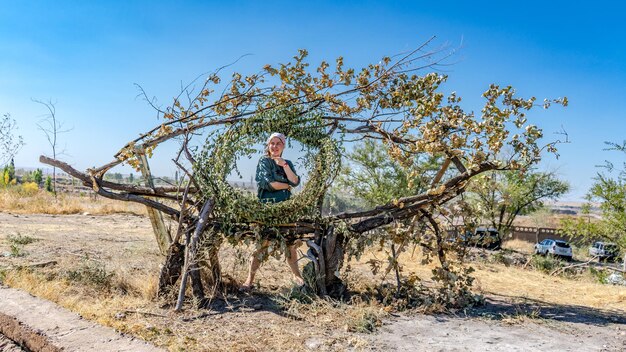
[256,156,300,203]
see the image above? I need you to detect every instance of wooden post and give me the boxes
[134,146,172,255]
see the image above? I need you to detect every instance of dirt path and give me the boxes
[0,285,163,351]
[370,295,626,352]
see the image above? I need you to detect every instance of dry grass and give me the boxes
[0,187,145,215]
[471,262,626,311]
[1,212,625,351]
[502,239,535,254]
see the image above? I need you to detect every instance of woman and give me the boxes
[241,132,304,291]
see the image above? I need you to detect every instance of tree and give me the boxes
[562,141,626,270]
[128,173,134,183]
[4,158,15,181]
[334,139,438,208]
[38,45,567,307]
[468,169,569,236]
[33,168,43,186]
[332,139,447,296]
[44,175,53,192]
[34,100,71,195]
[1,159,17,187]
[0,113,24,166]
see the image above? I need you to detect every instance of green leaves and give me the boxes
[194,107,342,239]
[468,169,569,235]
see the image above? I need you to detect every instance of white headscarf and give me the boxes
[266,132,286,146]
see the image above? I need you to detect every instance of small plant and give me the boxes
[499,307,543,325]
[347,310,381,333]
[7,233,37,245]
[531,254,561,273]
[65,259,114,289]
[6,233,37,257]
[588,266,609,284]
[9,243,24,257]
[490,251,510,266]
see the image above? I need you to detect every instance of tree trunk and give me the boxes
[157,242,185,297]
[175,199,214,310]
[199,235,223,294]
[321,226,346,298]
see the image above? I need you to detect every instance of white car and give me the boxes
[588,242,619,261]
[534,239,573,260]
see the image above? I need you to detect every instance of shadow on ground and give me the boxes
[175,289,308,322]
[460,294,626,326]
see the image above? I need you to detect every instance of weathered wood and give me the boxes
[157,242,185,297]
[175,199,214,311]
[40,155,182,218]
[200,238,223,291]
[321,226,346,298]
[135,147,172,255]
[306,240,327,296]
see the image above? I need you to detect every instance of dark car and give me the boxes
[464,227,502,249]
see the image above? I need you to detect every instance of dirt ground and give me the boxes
[1,212,625,351]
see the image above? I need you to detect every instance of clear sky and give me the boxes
[1,0,625,201]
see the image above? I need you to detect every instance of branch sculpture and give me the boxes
[40,39,567,308]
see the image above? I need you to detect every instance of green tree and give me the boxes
[562,141,626,269]
[22,171,33,182]
[1,159,16,187]
[334,139,438,208]
[45,175,53,192]
[33,168,43,185]
[1,169,8,186]
[331,139,444,293]
[468,169,569,236]
[6,158,15,181]
[128,173,134,183]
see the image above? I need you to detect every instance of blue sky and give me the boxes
[1,0,625,201]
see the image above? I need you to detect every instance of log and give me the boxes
[175,199,214,311]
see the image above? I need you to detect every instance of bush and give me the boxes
[6,233,37,257]
[588,266,609,284]
[531,254,561,273]
[347,310,382,333]
[7,233,37,245]
[65,260,114,289]
[20,182,39,195]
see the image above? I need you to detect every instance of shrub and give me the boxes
[20,182,39,195]
[347,310,382,333]
[531,254,561,273]
[65,260,114,289]
[7,233,37,245]
[6,233,37,257]
[588,266,609,284]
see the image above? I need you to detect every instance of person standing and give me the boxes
[241,132,304,291]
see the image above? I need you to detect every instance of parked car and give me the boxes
[588,241,619,261]
[534,239,573,260]
[465,227,502,249]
